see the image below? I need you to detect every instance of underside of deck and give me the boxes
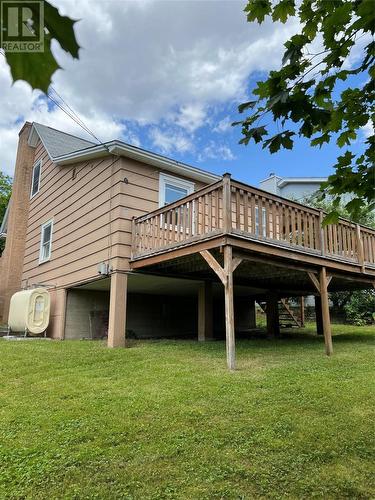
[108,175,374,369]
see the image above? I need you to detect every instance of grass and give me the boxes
[0,323,374,499]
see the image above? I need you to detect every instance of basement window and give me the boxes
[39,219,53,264]
[30,160,42,198]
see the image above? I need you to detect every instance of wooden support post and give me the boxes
[223,245,235,370]
[319,266,333,356]
[266,293,280,338]
[300,296,305,327]
[108,272,128,348]
[314,295,324,336]
[222,173,232,234]
[200,247,240,370]
[198,281,213,341]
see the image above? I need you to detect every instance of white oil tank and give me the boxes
[8,288,50,335]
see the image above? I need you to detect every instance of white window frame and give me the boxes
[159,173,195,207]
[30,160,42,199]
[39,219,53,264]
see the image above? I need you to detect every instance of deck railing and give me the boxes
[131,175,375,269]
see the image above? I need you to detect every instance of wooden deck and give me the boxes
[131,174,375,275]
[126,174,374,370]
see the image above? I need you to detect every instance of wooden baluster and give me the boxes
[243,191,249,233]
[363,232,368,262]
[333,224,339,254]
[356,224,365,271]
[351,225,357,259]
[250,194,256,234]
[346,225,351,259]
[258,197,264,238]
[271,201,277,239]
[165,210,170,245]
[207,193,212,232]
[181,203,186,241]
[265,200,270,238]
[283,205,289,243]
[178,205,183,242]
[235,188,241,231]
[338,224,344,256]
[155,214,159,249]
[215,189,220,230]
[150,217,154,250]
[307,214,313,249]
[327,224,333,254]
[297,210,303,246]
[290,208,296,245]
[342,225,347,258]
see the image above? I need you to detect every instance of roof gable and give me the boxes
[28,122,94,160]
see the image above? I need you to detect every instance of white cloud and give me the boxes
[149,128,193,155]
[362,120,374,138]
[213,115,232,133]
[0,0,299,174]
[198,141,235,162]
[175,104,207,132]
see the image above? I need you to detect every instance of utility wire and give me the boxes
[47,86,111,153]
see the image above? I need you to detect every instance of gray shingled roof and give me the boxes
[33,122,95,159]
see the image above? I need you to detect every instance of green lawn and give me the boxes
[0,324,374,499]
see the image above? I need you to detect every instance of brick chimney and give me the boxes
[0,122,35,322]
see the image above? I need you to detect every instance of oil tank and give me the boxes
[8,288,50,335]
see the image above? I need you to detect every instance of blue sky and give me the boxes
[0,0,371,187]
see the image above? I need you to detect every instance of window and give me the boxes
[39,220,53,263]
[30,160,42,198]
[159,173,194,207]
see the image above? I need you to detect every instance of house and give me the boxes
[0,122,374,369]
[259,173,327,201]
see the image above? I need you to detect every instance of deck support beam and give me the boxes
[224,246,235,370]
[108,272,128,348]
[200,246,241,370]
[307,268,333,355]
[266,293,280,338]
[319,267,333,356]
[198,281,213,341]
[300,296,305,327]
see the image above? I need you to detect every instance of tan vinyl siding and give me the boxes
[22,143,207,289]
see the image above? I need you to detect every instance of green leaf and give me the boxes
[238,101,257,113]
[239,125,268,145]
[337,130,357,147]
[43,2,80,58]
[322,211,340,225]
[6,36,60,93]
[272,0,295,23]
[3,0,80,92]
[311,133,330,147]
[244,0,272,23]
[263,131,295,153]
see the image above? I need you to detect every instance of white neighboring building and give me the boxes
[259,173,327,202]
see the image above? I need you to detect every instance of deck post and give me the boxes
[108,272,128,348]
[319,267,333,355]
[224,245,235,370]
[266,293,280,338]
[314,295,324,336]
[222,173,232,234]
[300,296,305,327]
[198,281,213,341]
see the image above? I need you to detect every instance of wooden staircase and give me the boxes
[258,298,304,329]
